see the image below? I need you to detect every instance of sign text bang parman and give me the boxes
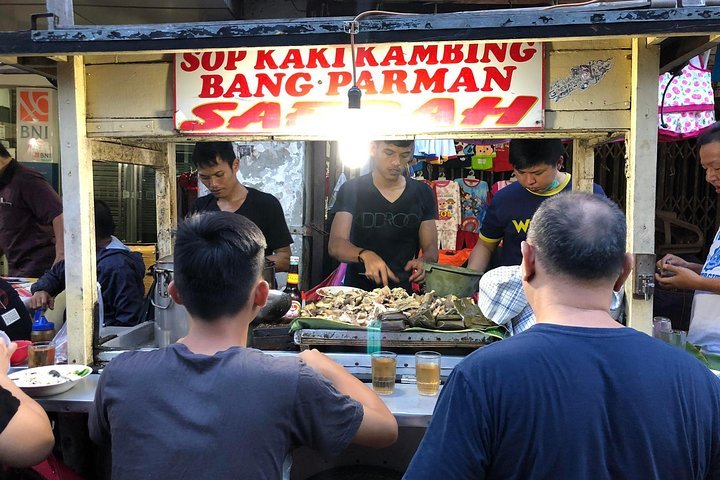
[174,41,544,136]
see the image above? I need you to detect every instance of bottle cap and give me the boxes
[32,315,55,332]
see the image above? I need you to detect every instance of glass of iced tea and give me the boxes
[28,342,56,368]
[415,351,441,396]
[371,351,397,395]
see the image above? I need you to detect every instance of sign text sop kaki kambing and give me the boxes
[175,42,543,134]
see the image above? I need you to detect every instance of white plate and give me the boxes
[316,286,365,298]
[9,365,92,397]
[711,369,720,378]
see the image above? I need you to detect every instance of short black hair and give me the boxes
[94,199,115,239]
[509,139,563,170]
[374,140,414,149]
[173,212,266,321]
[527,192,626,281]
[0,144,10,159]
[697,122,720,148]
[191,142,236,169]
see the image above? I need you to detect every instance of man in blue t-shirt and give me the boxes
[89,213,398,480]
[467,138,604,272]
[405,193,720,480]
[329,140,438,291]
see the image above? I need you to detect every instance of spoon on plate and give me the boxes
[48,369,73,382]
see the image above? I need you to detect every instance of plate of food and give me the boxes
[315,286,365,298]
[9,364,92,397]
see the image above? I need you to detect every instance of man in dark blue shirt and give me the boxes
[29,200,145,326]
[467,139,604,271]
[405,192,720,480]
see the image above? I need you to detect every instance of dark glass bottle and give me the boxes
[284,256,302,319]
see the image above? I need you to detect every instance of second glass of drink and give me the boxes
[371,351,397,395]
[415,351,441,396]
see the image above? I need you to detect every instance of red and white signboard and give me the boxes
[174,41,544,136]
[16,88,59,163]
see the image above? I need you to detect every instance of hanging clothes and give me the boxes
[658,53,716,142]
[432,180,461,250]
[455,178,489,233]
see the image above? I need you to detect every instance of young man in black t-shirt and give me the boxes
[329,140,438,291]
[189,142,293,272]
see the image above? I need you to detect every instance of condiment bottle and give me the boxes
[31,310,55,343]
[283,256,302,320]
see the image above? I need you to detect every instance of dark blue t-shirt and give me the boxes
[89,344,364,480]
[480,175,605,266]
[404,324,720,480]
[332,174,437,291]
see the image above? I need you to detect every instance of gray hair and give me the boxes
[527,192,626,281]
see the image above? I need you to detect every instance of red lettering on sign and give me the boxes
[201,52,226,71]
[447,68,479,93]
[286,101,343,125]
[179,53,200,72]
[511,42,537,62]
[408,45,439,66]
[306,48,331,68]
[415,98,455,125]
[461,96,538,126]
[286,73,313,97]
[380,70,409,94]
[280,49,304,69]
[356,71,378,95]
[479,44,508,63]
[441,44,464,64]
[227,102,282,130]
[480,66,517,92]
[255,73,285,97]
[356,47,379,67]
[225,51,247,70]
[326,71,352,95]
[255,50,278,69]
[179,102,237,131]
[223,75,251,98]
[380,46,407,67]
[199,75,225,98]
[410,69,448,93]
[332,47,346,68]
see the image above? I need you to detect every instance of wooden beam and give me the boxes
[660,34,720,74]
[57,55,95,365]
[571,138,595,193]
[155,143,177,259]
[646,36,667,46]
[625,38,659,335]
[91,140,165,167]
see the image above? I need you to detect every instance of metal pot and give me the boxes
[152,255,189,348]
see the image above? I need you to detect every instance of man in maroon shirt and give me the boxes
[0,144,64,277]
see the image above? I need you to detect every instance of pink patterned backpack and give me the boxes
[658,53,716,142]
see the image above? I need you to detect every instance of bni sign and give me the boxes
[16,88,59,163]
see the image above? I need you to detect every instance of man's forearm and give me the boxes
[52,214,64,262]
[467,243,492,272]
[328,238,364,264]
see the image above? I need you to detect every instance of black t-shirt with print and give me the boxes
[190,188,293,257]
[332,174,437,291]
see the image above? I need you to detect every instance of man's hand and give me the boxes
[405,258,426,284]
[656,254,691,274]
[655,263,701,291]
[28,291,54,310]
[360,250,399,287]
[0,342,17,374]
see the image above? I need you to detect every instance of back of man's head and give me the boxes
[174,212,266,321]
[527,192,626,282]
[94,200,115,240]
[191,142,236,169]
[0,144,10,159]
[697,122,720,147]
[509,139,563,170]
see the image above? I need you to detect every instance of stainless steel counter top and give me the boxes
[34,351,448,426]
[35,374,439,426]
